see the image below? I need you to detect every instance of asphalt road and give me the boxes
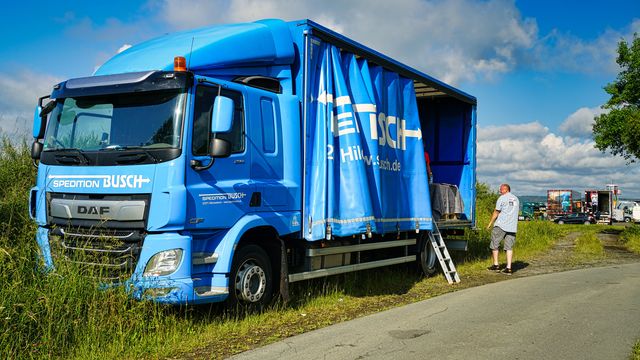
[230,262,640,360]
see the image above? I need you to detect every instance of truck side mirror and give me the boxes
[32,105,45,139]
[31,141,43,160]
[210,96,234,133]
[210,138,231,158]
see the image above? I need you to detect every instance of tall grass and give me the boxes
[0,139,195,359]
[573,232,605,261]
[620,225,640,255]
[0,147,570,359]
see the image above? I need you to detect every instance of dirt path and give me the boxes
[506,229,640,277]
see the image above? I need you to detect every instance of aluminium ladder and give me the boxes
[428,223,460,284]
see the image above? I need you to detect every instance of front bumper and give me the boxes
[35,227,230,305]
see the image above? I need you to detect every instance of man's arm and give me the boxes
[486,209,500,230]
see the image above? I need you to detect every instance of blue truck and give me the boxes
[29,19,476,306]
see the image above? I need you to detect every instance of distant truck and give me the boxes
[634,206,640,223]
[28,19,476,306]
[519,201,546,221]
[584,190,613,225]
[613,201,640,223]
[546,190,581,219]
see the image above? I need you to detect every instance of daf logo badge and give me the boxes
[77,206,110,215]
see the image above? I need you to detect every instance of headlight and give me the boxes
[144,249,183,277]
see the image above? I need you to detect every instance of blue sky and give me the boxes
[1,0,639,196]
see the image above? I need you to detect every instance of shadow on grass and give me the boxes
[601,228,625,235]
[511,260,529,273]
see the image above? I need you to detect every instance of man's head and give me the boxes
[500,184,511,194]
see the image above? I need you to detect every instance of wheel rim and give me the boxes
[235,259,267,303]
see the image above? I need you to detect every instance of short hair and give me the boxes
[501,183,511,192]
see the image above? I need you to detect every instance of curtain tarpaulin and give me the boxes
[304,43,432,241]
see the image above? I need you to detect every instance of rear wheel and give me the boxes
[558,220,564,225]
[227,244,273,311]
[625,217,631,223]
[418,232,438,276]
[583,221,590,225]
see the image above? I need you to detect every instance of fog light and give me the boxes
[144,249,183,276]
[144,287,178,298]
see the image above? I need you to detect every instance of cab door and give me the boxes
[246,90,289,211]
[185,81,252,229]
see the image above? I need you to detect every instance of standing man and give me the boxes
[486,184,519,275]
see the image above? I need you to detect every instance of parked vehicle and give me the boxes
[554,213,596,225]
[28,19,477,306]
[634,206,640,223]
[613,201,639,223]
[546,190,581,219]
[584,190,613,225]
[519,201,546,221]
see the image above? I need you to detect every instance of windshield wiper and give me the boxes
[53,148,90,165]
[99,145,159,163]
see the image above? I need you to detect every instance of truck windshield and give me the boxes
[43,90,186,151]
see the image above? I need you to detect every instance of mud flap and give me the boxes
[279,238,290,303]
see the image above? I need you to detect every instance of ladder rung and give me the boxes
[430,223,460,284]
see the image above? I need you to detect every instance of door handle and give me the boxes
[234,159,245,164]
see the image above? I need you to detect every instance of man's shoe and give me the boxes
[487,264,501,271]
[501,267,513,275]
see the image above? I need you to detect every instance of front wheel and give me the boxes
[227,244,273,311]
[417,232,438,276]
[558,220,564,225]
[583,221,590,225]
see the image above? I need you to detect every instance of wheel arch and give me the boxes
[235,225,282,295]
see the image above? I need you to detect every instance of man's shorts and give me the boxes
[490,226,516,251]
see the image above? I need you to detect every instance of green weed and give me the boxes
[573,232,605,261]
[620,225,640,254]
[632,339,640,360]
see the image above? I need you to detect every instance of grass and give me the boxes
[620,225,640,254]
[633,340,640,360]
[0,141,618,359]
[573,232,605,262]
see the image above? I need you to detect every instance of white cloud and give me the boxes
[478,120,640,198]
[559,106,608,138]
[156,0,538,85]
[529,19,640,75]
[154,1,640,81]
[0,70,61,139]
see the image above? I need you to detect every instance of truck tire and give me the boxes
[625,217,631,223]
[418,232,438,276]
[227,244,273,311]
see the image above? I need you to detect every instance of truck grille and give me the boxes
[49,227,144,281]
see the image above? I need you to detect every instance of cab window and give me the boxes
[192,86,244,155]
